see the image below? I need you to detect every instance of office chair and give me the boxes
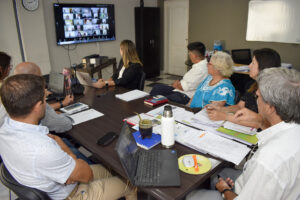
[138,71,146,91]
[0,163,51,200]
[231,49,252,65]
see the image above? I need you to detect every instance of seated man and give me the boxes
[150,42,208,104]
[14,62,73,133]
[0,74,136,200]
[186,68,300,200]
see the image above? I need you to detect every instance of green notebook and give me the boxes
[217,127,258,145]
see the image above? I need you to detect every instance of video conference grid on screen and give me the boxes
[63,7,109,39]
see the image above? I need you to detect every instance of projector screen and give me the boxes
[246,0,300,44]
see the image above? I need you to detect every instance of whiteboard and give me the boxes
[246,0,300,44]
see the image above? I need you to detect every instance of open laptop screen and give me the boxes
[48,72,65,94]
[115,123,139,183]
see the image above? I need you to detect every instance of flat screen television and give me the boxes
[53,3,116,45]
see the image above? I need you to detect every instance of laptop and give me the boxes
[76,71,95,86]
[47,72,65,100]
[115,122,181,187]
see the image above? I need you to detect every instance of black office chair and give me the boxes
[0,163,50,200]
[138,71,146,91]
[231,49,252,65]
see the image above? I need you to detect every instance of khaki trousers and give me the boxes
[67,164,137,200]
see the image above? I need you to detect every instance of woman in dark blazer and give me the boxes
[93,40,143,90]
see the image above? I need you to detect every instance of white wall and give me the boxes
[43,0,158,79]
[0,0,22,70]
[0,0,158,77]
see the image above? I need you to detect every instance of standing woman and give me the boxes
[93,40,143,89]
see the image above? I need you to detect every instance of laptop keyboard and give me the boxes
[135,150,161,186]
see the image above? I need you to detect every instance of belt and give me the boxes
[65,184,79,200]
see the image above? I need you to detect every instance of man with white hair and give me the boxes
[14,62,73,133]
[186,67,300,200]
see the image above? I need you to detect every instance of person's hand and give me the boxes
[216,177,233,193]
[207,109,227,121]
[62,95,74,107]
[205,104,221,111]
[92,79,105,88]
[172,80,179,88]
[234,108,262,127]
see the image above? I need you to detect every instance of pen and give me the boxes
[193,155,199,172]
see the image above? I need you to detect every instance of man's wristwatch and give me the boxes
[221,188,232,198]
[59,101,64,108]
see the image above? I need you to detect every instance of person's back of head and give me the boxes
[253,48,281,70]
[14,62,41,76]
[0,74,45,118]
[120,40,142,67]
[257,67,300,124]
[187,42,206,58]
[0,52,11,81]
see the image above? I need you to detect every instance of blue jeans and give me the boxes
[150,84,190,105]
[62,138,94,165]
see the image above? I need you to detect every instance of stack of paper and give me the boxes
[115,89,149,102]
[223,121,257,135]
[174,123,250,165]
[69,109,104,125]
[192,109,224,128]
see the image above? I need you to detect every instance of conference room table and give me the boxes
[66,86,225,200]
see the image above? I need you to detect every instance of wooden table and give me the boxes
[66,86,225,200]
[77,58,117,79]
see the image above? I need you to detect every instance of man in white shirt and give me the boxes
[186,68,300,200]
[150,42,208,104]
[0,74,136,200]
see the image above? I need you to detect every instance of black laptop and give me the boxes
[115,122,181,187]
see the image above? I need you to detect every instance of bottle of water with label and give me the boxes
[161,105,175,148]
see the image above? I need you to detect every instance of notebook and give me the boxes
[132,131,161,150]
[115,122,180,187]
[76,71,95,86]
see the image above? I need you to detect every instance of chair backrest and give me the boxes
[138,71,146,91]
[231,49,252,65]
[0,163,50,200]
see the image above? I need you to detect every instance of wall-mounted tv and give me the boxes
[53,3,116,45]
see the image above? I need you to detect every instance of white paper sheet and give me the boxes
[115,89,149,102]
[70,109,104,125]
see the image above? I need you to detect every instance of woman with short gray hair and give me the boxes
[188,51,235,108]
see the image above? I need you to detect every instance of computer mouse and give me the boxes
[182,155,194,168]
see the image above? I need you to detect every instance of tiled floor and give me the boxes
[0,73,180,199]
[144,73,182,93]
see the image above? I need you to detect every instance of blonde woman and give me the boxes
[93,40,143,89]
[188,51,235,108]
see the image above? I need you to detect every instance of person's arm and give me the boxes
[47,134,93,184]
[172,80,183,90]
[48,134,76,159]
[216,177,238,200]
[206,101,245,121]
[221,100,245,113]
[49,95,74,111]
[41,104,72,133]
[233,108,270,129]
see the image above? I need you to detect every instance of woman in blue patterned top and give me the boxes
[188,51,235,108]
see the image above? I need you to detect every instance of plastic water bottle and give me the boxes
[161,105,175,148]
[213,40,223,51]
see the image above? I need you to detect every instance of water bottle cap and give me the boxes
[163,105,173,117]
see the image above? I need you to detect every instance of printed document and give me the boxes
[115,89,149,102]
